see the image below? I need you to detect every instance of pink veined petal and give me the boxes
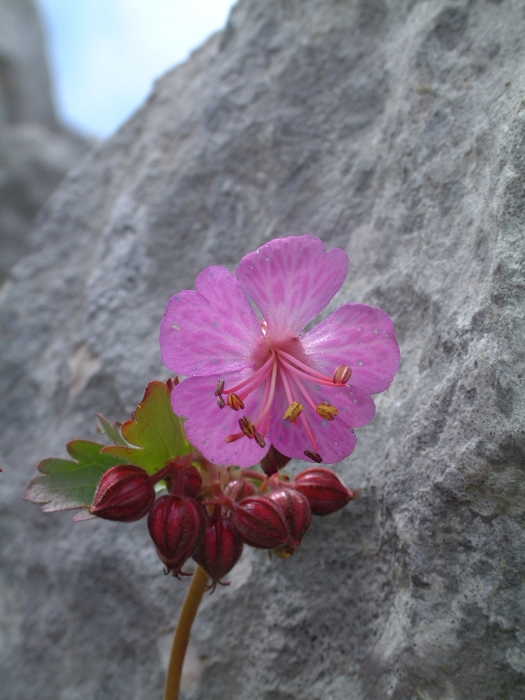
[160,266,262,376]
[268,386,357,464]
[171,372,270,468]
[304,381,376,428]
[236,236,348,343]
[301,303,400,394]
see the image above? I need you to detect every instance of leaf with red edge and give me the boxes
[101,379,190,474]
[24,440,124,515]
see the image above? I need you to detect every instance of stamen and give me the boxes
[254,369,272,433]
[278,355,335,388]
[284,401,303,422]
[223,352,275,395]
[254,358,278,426]
[332,365,352,384]
[239,416,256,438]
[254,432,266,448]
[289,372,319,412]
[227,393,245,411]
[299,411,319,453]
[216,395,225,409]
[258,412,271,446]
[279,363,295,405]
[237,364,273,402]
[215,379,225,396]
[304,449,323,463]
[275,348,336,386]
[225,432,243,443]
[316,403,338,420]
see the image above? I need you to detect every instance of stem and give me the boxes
[164,565,209,700]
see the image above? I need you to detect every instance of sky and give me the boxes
[35,0,237,138]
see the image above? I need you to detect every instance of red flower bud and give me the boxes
[294,468,356,515]
[224,478,256,502]
[147,495,205,576]
[150,458,203,499]
[231,496,289,549]
[261,445,291,476]
[90,465,155,522]
[267,487,312,553]
[182,466,203,500]
[193,516,243,583]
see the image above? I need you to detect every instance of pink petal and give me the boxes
[301,303,400,394]
[304,381,376,428]
[268,384,357,464]
[236,236,348,342]
[160,266,262,376]
[171,372,270,468]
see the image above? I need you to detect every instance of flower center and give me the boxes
[216,334,352,463]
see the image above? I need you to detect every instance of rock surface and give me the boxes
[0,0,90,283]
[1,1,524,699]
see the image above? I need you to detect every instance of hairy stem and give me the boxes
[164,565,209,700]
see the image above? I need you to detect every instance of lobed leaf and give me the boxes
[96,413,128,446]
[24,440,124,514]
[101,379,190,474]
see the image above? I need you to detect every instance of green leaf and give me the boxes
[24,440,124,514]
[101,379,190,474]
[96,413,128,446]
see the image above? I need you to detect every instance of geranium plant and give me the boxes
[25,236,399,700]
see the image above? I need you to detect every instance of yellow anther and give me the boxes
[316,403,338,420]
[239,416,256,438]
[332,365,352,384]
[304,449,323,463]
[283,401,303,422]
[227,393,245,411]
[273,546,292,559]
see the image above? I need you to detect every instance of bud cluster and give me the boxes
[89,448,356,587]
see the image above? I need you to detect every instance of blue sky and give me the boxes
[35,0,237,138]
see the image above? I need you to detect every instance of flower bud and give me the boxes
[193,516,243,583]
[147,495,205,576]
[223,478,256,502]
[267,487,312,553]
[294,468,356,515]
[261,445,291,476]
[90,465,155,522]
[150,458,203,499]
[182,466,203,500]
[232,496,289,549]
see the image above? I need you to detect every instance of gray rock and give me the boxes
[0,0,91,283]
[0,0,56,127]
[1,1,524,699]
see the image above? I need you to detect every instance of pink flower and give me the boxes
[160,236,399,468]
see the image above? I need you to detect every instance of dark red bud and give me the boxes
[182,466,203,499]
[224,478,256,502]
[147,495,205,576]
[261,445,291,476]
[90,465,155,522]
[231,496,289,549]
[267,487,312,553]
[193,516,243,582]
[150,458,202,499]
[294,468,356,515]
